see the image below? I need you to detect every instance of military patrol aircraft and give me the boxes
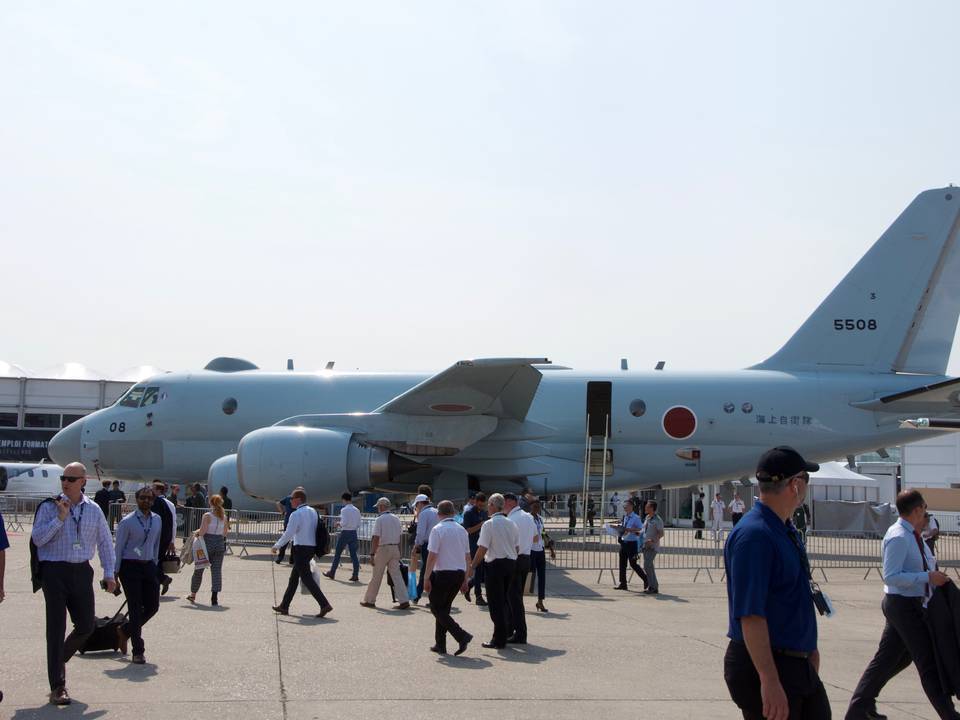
[48,188,960,508]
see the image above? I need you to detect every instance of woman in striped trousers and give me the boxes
[187,494,229,606]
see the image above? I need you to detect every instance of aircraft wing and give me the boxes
[374,358,549,421]
[852,377,960,415]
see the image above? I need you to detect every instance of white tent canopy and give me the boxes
[748,461,878,487]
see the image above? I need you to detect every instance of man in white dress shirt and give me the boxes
[729,492,746,527]
[361,498,410,609]
[270,489,332,618]
[423,500,473,655]
[325,492,362,581]
[711,492,726,540]
[471,493,519,649]
[504,492,539,645]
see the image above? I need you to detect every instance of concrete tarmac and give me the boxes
[0,534,948,719]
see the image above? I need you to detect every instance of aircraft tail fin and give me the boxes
[754,188,960,375]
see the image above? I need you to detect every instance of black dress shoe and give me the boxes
[131,654,146,665]
[316,604,333,618]
[349,576,359,582]
[644,588,659,595]
[272,605,289,615]
[430,645,447,654]
[322,571,335,579]
[161,578,171,595]
[50,687,71,705]
[507,636,527,644]
[481,641,505,649]
[864,711,888,720]
[455,633,473,656]
[614,584,628,590]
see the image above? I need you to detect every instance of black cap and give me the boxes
[756,446,819,482]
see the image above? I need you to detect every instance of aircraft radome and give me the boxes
[49,188,960,508]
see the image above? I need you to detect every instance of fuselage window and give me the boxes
[141,387,160,407]
[42,469,49,477]
[629,399,647,417]
[117,385,146,408]
[222,398,238,415]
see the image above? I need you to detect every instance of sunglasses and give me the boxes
[60,475,84,483]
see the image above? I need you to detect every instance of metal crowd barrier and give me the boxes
[9,494,960,583]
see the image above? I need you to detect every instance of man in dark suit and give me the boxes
[151,481,175,595]
[93,481,112,521]
[461,493,488,606]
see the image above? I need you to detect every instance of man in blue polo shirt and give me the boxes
[723,446,830,720]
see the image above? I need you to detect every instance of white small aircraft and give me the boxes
[48,188,960,509]
[0,461,66,495]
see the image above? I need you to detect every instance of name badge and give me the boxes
[134,547,143,557]
[72,542,82,551]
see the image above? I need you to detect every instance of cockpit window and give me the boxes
[141,387,160,407]
[117,385,146,408]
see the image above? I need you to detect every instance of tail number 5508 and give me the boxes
[834,319,877,331]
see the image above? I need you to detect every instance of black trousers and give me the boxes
[118,560,160,655]
[484,558,516,646]
[469,547,485,596]
[530,549,546,601]
[618,542,647,586]
[724,640,831,719]
[568,508,576,531]
[847,594,959,719]
[508,554,530,641]
[280,545,330,610]
[428,570,469,651]
[40,561,96,691]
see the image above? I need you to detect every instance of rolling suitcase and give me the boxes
[78,601,127,654]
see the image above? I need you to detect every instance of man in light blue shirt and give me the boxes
[847,490,957,720]
[413,493,439,602]
[615,499,647,591]
[31,462,115,706]
[114,486,162,665]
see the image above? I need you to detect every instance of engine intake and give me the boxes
[237,426,417,502]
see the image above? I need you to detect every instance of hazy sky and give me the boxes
[3,1,960,376]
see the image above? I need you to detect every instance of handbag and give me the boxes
[161,553,181,574]
[192,536,210,569]
[179,539,194,566]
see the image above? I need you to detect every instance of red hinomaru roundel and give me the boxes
[662,406,697,440]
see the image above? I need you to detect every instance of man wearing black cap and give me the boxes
[723,446,830,720]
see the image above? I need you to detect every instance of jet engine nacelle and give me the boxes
[237,426,391,503]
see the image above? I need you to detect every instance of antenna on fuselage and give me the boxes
[287,359,294,371]
[325,361,335,370]
[620,358,629,371]
[655,361,666,371]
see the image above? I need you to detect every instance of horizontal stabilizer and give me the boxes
[852,376,960,415]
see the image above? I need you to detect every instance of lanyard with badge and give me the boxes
[133,513,154,557]
[69,501,85,552]
[787,522,834,618]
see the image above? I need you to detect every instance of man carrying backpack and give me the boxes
[270,489,332,618]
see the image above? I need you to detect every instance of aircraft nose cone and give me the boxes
[49,420,83,466]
